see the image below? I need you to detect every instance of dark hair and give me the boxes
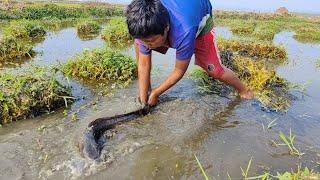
[125,0,170,38]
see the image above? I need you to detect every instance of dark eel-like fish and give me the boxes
[79,105,151,160]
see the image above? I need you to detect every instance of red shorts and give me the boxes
[194,28,225,78]
[134,28,225,78]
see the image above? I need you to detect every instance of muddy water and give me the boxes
[0,26,320,180]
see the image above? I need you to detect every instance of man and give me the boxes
[125,0,253,106]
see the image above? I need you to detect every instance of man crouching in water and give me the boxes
[125,0,253,106]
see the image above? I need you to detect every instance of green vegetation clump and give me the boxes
[61,46,137,87]
[0,2,124,21]
[76,20,101,34]
[0,19,46,63]
[0,35,34,63]
[190,51,290,111]
[3,19,46,39]
[294,26,320,43]
[215,10,320,43]
[0,66,73,124]
[101,17,133,48]
[217,38,287,61]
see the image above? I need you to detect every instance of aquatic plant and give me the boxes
[61,46,137,87]
[217,38,287,61]
[0,35,34,63]
[240,157,254,179]
[253,21,282,41]
[0,66,73,124]
[276,129,303,156]
[316,58,320,69]
[194,154,209,180]
[214,10,320,43]
[3,19,46,39]
[76,19,101,34]
[231,158,319,180]
[294,26,320,43]
[189,51,291,111]
[0,2,124,21]
[101,17,133,48]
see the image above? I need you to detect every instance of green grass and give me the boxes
[0,19,47,63]
[189,50,291,111]
[3,19,46,39]
[277,129,303,156]
[0,1,124,21]
[215,10,320,43]
[0,35,34,63]
[217,38,287,61]
[101,17,133,48]
[194,154,209,180]
[61,46,137,87]
[229,158,319,180]
[0,66,73,124]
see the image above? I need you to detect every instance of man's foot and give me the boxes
[239,89,254,100]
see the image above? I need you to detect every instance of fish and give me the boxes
[79,105,151,160]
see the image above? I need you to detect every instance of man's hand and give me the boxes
[148,89,160,106]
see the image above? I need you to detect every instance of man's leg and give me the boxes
[194,29,253,99]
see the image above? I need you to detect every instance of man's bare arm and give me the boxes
[138,52,152,104]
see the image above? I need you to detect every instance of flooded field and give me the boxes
[0,5,320,180]
[1,23,320,179]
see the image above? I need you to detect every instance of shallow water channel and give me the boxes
[0,25,320,179]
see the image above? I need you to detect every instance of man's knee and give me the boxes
[205,64,225,79]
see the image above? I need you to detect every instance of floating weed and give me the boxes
[61,46,137,87]
[194,154,209,180]
[101,17,133,48]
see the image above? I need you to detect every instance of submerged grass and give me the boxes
[0,66,73,124]
[194,155,209,180]
[101,17,133,48]
[276,129,303,156]
[61,46,137,87]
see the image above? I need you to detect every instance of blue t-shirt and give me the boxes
[139,0,213,60]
